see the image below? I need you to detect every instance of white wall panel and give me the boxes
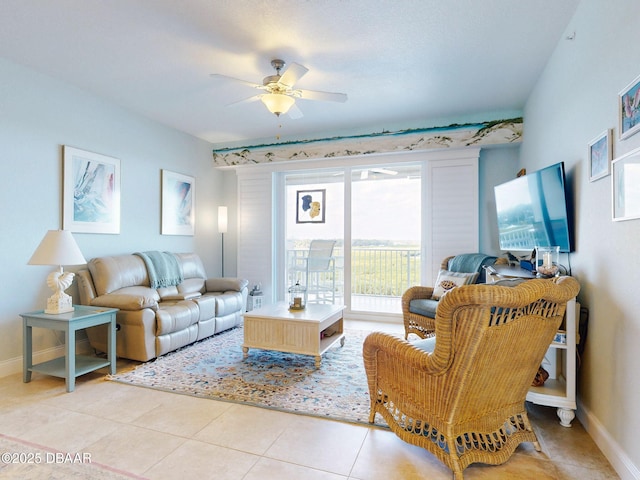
[425,155,479,284]
[236,170,274,303]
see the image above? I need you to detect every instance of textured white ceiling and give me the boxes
[0,0,580,147]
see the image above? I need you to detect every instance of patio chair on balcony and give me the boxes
[402,253,507,339]
[289,240,337,304]
[364,276,581,480]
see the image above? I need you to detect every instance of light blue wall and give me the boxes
[478,145,521,255]
[520,0,640,475]
[0,58,223,367]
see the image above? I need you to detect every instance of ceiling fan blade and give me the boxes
[226,94,262,107]
[278,62,309,87]
[297,88,348,103]
[287,103,304,119]
[210,73,264,90]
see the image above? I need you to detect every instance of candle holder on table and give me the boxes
[535,246,560,278]
[288,281,307,310]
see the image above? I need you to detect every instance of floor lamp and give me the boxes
[218,206,227,277]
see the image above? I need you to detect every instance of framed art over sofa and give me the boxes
[162,169,195,235]
[63,145,121,234]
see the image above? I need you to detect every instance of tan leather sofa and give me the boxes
[76,252,248,362]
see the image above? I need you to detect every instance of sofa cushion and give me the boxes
[88,255,149,296]
[174,252,207,279]
[201,291,245,317]
[178,277,206,296]
[155,301,199,335]
[157,282,203,301]
[409,298,439,318]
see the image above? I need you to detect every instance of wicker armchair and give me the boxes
[402,254,508,339]
[364,276,580,480]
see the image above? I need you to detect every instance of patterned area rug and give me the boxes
[109,327,388,428]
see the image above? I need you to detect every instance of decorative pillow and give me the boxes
[431,270,478,300]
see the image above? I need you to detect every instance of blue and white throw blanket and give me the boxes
[135,251,183,289]
[448,253,496,273]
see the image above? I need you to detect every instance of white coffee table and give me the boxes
[243,302,345,367]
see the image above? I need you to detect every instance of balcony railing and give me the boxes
[287,247,421,299]
[350,247,421,296]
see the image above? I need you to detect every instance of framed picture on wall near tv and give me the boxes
[588,129,612,182]
[612,146,640,222]
[618,73,640,140]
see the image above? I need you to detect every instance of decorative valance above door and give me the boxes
[212,117,522,167]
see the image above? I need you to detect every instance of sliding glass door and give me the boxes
[350,164,421,313]
[282,162,421,315]
[284,170,345,305]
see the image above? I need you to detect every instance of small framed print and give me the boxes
[588,129,612,182]
[612,146,640,221]
[296,189,326,224]
[161,169,195,235]
[618,73,640,140]
[63,146,121,234]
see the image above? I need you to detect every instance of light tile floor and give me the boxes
[0,321,619,480]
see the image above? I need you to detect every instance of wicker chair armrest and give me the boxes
[363,331,447,375]
[441,255,455,270]
[401,285,435,313]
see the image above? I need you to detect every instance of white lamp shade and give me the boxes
[261,93,295,116]
[218,206,228,233]
[28,230,87,266]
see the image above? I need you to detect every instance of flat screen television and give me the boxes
[494,162,573,252]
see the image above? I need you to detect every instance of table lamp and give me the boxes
[28,230,87,314]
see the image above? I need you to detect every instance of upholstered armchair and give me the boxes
[364,276,580,480]
[402,253,507,339]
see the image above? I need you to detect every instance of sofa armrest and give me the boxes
[92,294,158,311]
[205,277,249,293]
[90,286,159,311]
[76,269,97,305]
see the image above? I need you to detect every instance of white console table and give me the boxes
[487,267,578,427]
[526,297,578,427]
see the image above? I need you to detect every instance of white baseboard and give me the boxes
[0,339,92,379]
[577,398,640,480]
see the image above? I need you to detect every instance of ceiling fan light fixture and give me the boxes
[261,93,295,116]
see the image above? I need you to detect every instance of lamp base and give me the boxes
[44,292,74,315]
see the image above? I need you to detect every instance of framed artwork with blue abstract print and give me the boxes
[63,146,121,234]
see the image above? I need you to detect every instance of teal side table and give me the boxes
[21,306,118,392]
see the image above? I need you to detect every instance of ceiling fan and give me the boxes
[211,59,347,118]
